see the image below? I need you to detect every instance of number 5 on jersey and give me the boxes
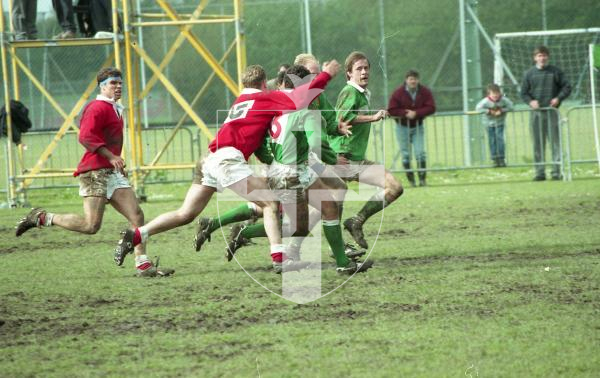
[224,100,255,123]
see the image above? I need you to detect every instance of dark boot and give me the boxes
[403,162,416,187]
[417,160,427,187]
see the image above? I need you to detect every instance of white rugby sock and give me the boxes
[135,254,152,270]
[139,226,150,243]
[44,213,55,227]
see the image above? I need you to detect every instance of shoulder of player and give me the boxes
[81,100,111,116]
[338,84,363,101]
[86,99,112,109]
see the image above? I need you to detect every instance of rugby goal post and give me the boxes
[590,44,600,172]
[493,28,600,102]
[493,28,600,173]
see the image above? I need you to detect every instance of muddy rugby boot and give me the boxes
[114,229,135,266]
[194,217,213,252]
[272,259,311,274]
[15,208,46,236]
[137,256,175,277]
[336,259,374,275]
[343,217,368,249]
[328,243,367,262]
[225,223,252,261]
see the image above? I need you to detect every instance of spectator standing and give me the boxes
[476,84,514,167]
[520,45,571,181]
[90,0,122,38]
[11,0,38,41]
[52,0,76,39]
[388,70,436,187]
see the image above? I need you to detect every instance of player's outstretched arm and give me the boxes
[322,60,341,78]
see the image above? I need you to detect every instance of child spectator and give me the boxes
[476,84,513,167]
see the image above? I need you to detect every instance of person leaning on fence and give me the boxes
[387,69,436,187]
[476,83,514,168]
[15,67,174,278]
[520,45,571,181]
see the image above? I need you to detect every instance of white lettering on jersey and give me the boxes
[269,114,288,144]
[224,100,255,123]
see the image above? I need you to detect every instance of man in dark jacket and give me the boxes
[388,70,436,186]
[520,45,571,181]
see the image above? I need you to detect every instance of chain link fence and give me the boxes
[2,0,599,195]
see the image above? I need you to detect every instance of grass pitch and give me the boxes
[1,168,599,377]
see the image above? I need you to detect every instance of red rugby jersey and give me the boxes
[74,99,123,176]
[208,71,331,160]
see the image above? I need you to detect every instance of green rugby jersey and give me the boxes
[309,92,338,137]
[267,108,337,166]
[329,82,373,161]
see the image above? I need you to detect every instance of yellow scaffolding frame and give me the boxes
[1,0,246,206]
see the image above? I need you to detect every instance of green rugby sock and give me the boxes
[211,204,256,233]
[356,191,389,223]
[323,220,349,268]
[240,223,267,239]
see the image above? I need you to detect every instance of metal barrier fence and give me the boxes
[2,126,200,192]
[3,107,600,201]
[379,107,579,180]
[563,105,600,180]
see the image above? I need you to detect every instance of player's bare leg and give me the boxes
[227,175,285,266]
[109,187,145,257]
[144,184,215,236]
[114,183,215,266]
[227,176,281,240]
[16,196,105,236]
[110,187,174,276]
[51,196,107,234]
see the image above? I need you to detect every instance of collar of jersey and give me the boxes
[96,95,124,109]
[240,88,262,94]
[96,95,124,118]
[347,80,369,95]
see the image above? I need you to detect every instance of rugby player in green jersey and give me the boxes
[329,51,404,249]
[224,65,372,274]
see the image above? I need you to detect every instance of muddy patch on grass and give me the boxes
[0,298,424,345]
[185,341,275,361]
[1,238,115,255]
[379,228,409,237]
[377,249,600,268]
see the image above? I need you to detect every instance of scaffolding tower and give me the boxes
[1,0,246,207]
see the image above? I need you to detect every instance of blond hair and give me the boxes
[294,53,318,66]
[241,65,266,89]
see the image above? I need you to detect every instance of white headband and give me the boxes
[99,76,122,87]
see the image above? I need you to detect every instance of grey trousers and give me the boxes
[52,0,76,32]
[530,109,561,178]
[11,0,38,39]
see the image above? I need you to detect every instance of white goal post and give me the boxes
[589,44,600,172]
[493,28,600,104]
